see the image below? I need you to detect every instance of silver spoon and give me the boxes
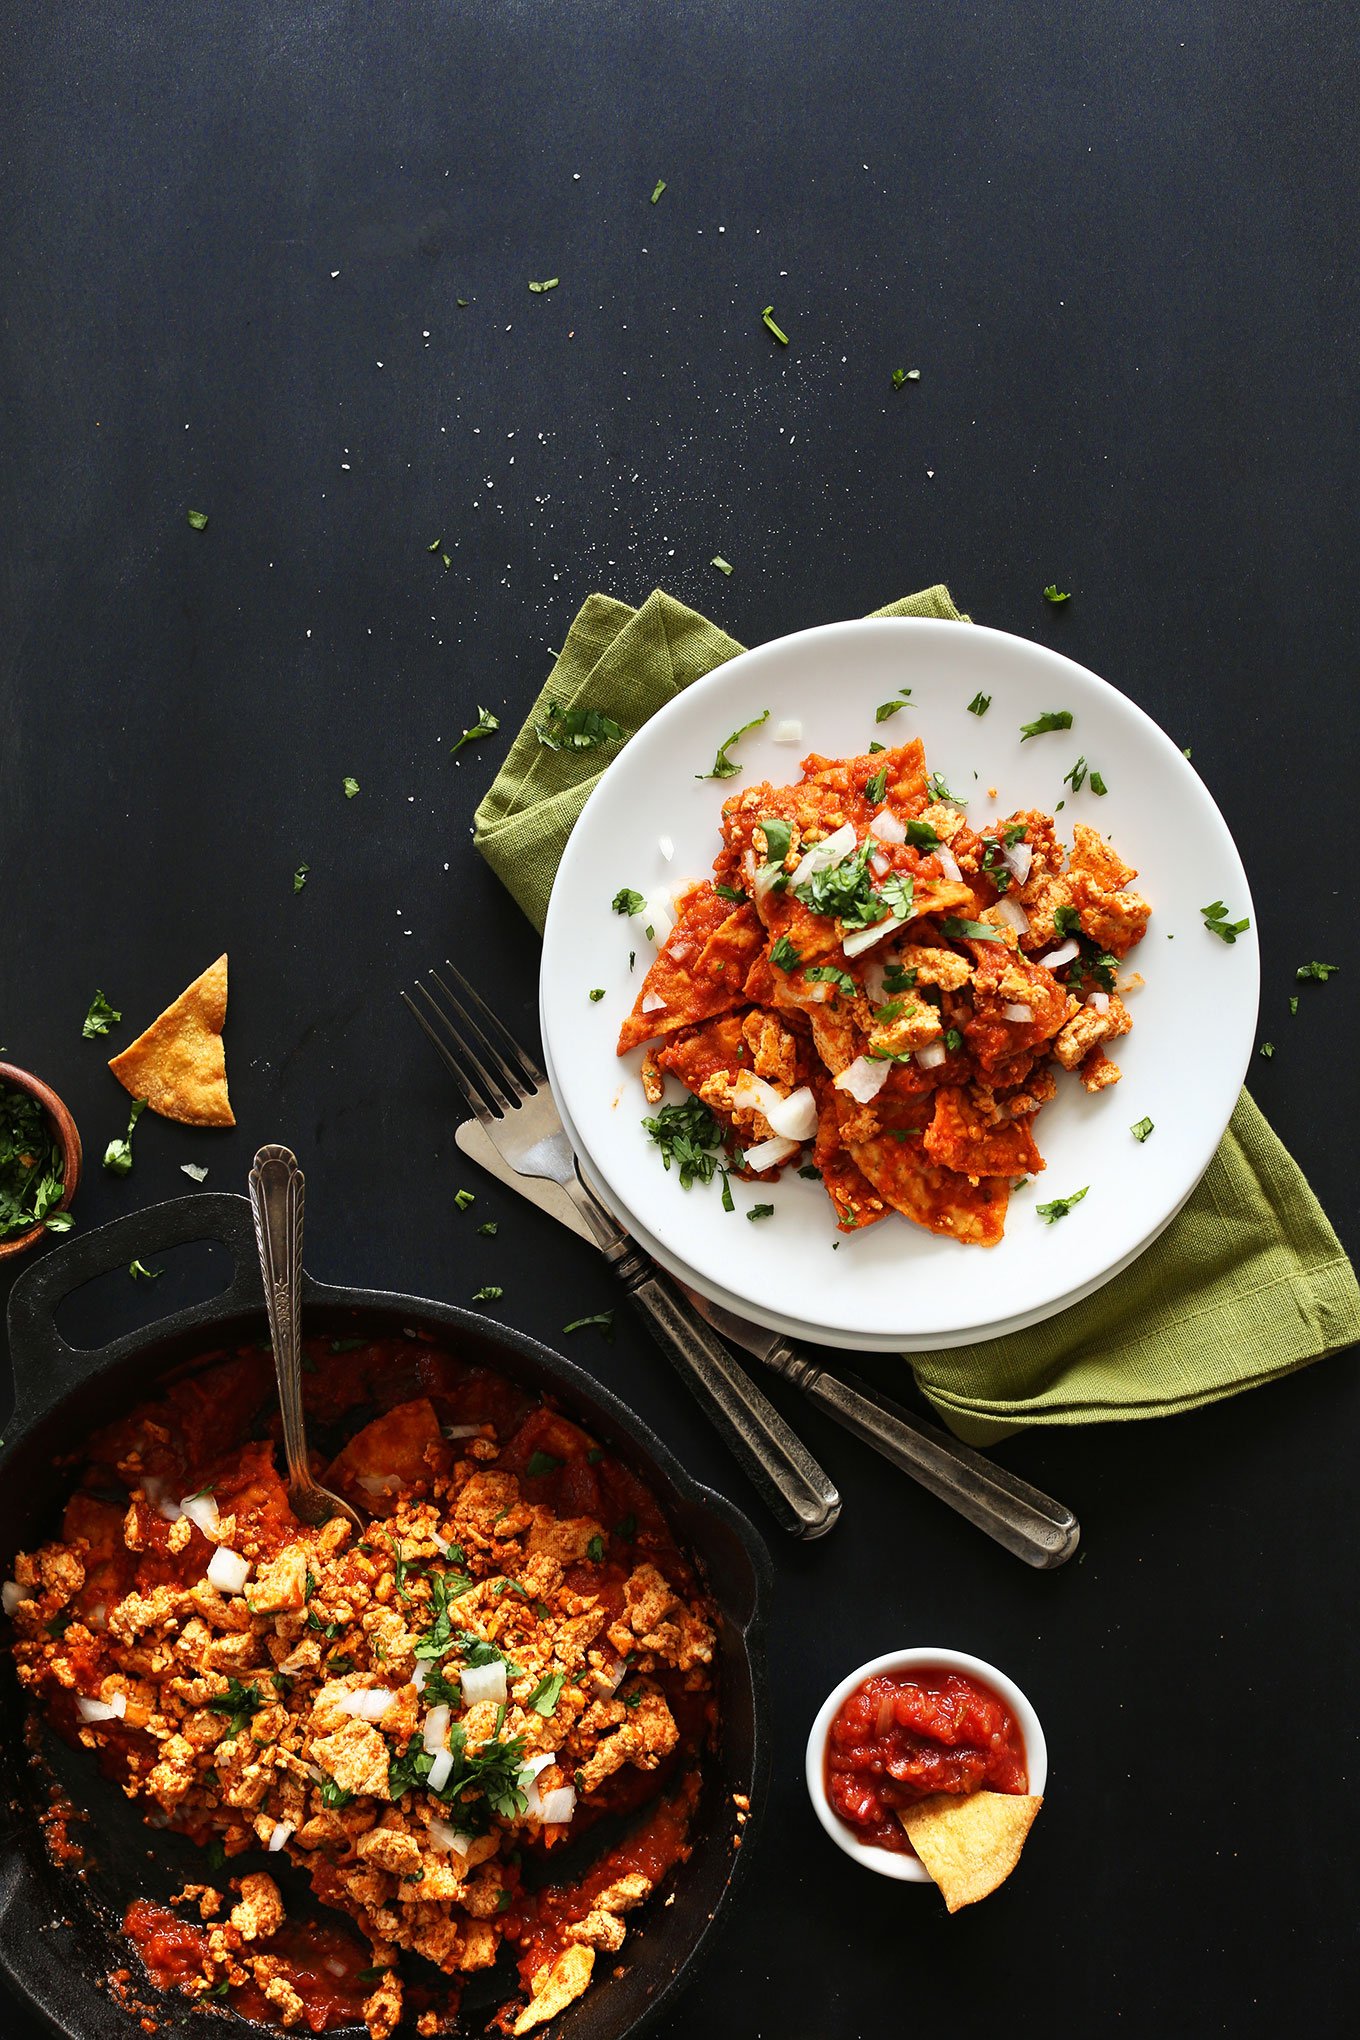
[248,1144,362,1532]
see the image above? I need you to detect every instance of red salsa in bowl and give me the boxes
[825,1665,1028,1854]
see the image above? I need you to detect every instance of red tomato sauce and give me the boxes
[124,1900,372,2032]
[825,1667,1028,1853]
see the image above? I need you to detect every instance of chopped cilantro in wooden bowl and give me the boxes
[0,1063,82,1259]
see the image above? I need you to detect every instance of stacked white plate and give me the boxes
[539,619,1258,1353]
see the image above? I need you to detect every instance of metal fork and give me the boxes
[401,963,842,1539]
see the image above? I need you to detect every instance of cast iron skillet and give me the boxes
[0,1194,772,2040]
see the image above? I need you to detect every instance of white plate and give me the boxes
[539,619,1258,1348]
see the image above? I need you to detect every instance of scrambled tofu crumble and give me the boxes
[5,1337,718,2036]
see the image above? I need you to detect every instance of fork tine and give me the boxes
[427,967,536,1104]
[437,958,546,1088]
[399,989,496,1125]
[405,984,514,1119]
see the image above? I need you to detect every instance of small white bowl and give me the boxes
[805,1647,1048,1882]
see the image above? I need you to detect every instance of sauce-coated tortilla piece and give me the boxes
[614,734,1150,1242]
[6,1337,719,2040]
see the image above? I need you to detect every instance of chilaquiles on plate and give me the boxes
[618,738,1150,1244]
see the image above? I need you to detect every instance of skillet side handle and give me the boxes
[4,1193,264,1419]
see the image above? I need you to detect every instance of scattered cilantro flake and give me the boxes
[128,1259,162,1281]
[455,1189,476,1211]
[761,305,789,345]
[629,951,636,971]
[1089,770,1108,795]
[711,556,733,575]
[642,1096,725,1189]
[342,776,360,798]
[526,1671,566,1716]
[1260,1041,1275,1059]
[1296,961,1339,982]
[747,1204,775,1221]
[207,1677,262,1741]
[874,697,907,724]
[181,1163,209,1182]
[697,710,769,780]
[770,934,801,973]
[102,1097,146,1177]
[428,537,442,552]
[1202,900,1250,944]
[715,883,747,903]
[293,863,309,893]
[528,278,560,292]
[525,1451,562,1478]
[966,692,991,716]
[868,740,887,754]
[651,179,667,203]
[477,1221,498,1237]
[719,1167,735,1213]
[891,368,906,388]
[472,1285,503,1303]
[82,990,121,1038]
[589,988,605,1002]
[941,916,1002,942]
[187,509,208,530]
[1289,996,1298,1015]
[944,1028,964,1052]
[927,771,964,804]
[798,1164,821,1180]
[536,701,627,752]
[450,706,500,756]
[1020,710,1074,740]
[760,816,793,863]
[1036,1187,1089,1223]
[1130,1117,1154,1143]
[614,1513,637,1541]
[586,1534,606,1562]
[1063,756,1088,792]
[1053,904,1082,939]
[905,818,941,848]
[562,1311,615,1338]
[1043,585,1071,603]
[613,887,646,916]
[864,767,888,803]
[805,964,857,997]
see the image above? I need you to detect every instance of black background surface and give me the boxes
[3,3,1358,2034]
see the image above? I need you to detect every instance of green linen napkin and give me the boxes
[473,587,1359,1441]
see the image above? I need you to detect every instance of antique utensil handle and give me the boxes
[776,1347,1079,1568]
[248,1145,310,1498]
[609,1246,842,1540]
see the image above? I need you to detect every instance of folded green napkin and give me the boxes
[474,586,1359,1441]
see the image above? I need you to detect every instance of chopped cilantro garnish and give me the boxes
[874,688,914,724]
[102,1097,146,1177]
[526,1451,563,1478]
[711,556,733,575]
[719,1166,735,1213]
[563,1310,614,1338]
[187,509,208,530]
[128,1259,162,1282]
[747,1204,775,1221]
[1036,1187,1089,1223]
[761,305,789,345]
[927,772,964,804]
[329,1336,369,1352]
[587,1448,603,1465]
[1063,756,1088,792]
[697,710,769,780]
[881,963,918,993]
[613,887,646,916]
[1202,900,1250,944]
[614,1513,637,1541]
[0,1083,71,1240]
[864,767,888,804]
[715,883,747,903]
[455,1189,476,1211]
[527,278,560,292]
[868,740,887,754]
[428,537,442,552]
[941,916,1001,942]
[589,988,605,1002]
[450,706,500,756]
[82,990,121,1038]
[207,1678,262,1741]
[1089,770,1108,795]
[1130,1117,1155,1143]
[760,816,793,862]
[1019,710,1074,740]
[478,1221,498,1236]
[1259,1041,1275,1058]
[1296,961,1340,981]
[1043,585,1071,603]
[805,964,857,997]
[770,934,801,973]
[798,1164,821,1180]
[966,692,991,716]
[1003,821,1028,844]
[642,1096,725,1188]
[586,1534,605,1562]
[535,701,627,752]
[472,1285,503,1303]
[1053,904,1082,939]
[1289,996,1299,1015]
[342,776,360,798]
[293,863,309,893]
[525,1671,566,1716]
[905,817,941,848]
[651,179,667,203]
[944,1029,964,1052]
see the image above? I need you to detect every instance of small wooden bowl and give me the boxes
[0,1062,83,1262]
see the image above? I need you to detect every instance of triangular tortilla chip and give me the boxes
[108,955,234,1127]
[898,1791,1042,1911]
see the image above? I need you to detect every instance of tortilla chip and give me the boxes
[108,954,234,1126]
[898,1791,1042,1911]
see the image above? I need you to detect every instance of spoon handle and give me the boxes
[248,1145,309,1498]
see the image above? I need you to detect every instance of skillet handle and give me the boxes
[4,1193,264,1418]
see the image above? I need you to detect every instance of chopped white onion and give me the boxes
[640,991,667,1014]
[842,911,905,958]
[638,890,676,947]
[519,1752,558,1820]
[773,719,803,743]
[461,1660,507,1708]
[305,1763,326,1785]
[339,1687,396,1722]
[730,1072,818,1143]
[658,835,674,861]
[1034,940,1080,971]
[1002,1002,1033,1023]
[76,1695,123,1723]
[998,840,1033,886]
[411,1661,428,1695]
[752,861,780,903]
[427,1812,469,1852]
[539,1785,577,1826]
[180,1493,221,1538]
[933,844,963,883]
[206,1547,251,1596]
[267,1822,295,1854]
[324,1958,348,1978]
[427,1748,454,1794]
[991,894,1031,935]
[589,1657,628,1700]
[1085,991,1110,1013]
[666,940,692,962]
[740,1134,801,1172]
[87,1602,107,1630]
[834,1056,893,1104]
[869,811,906,844]
[356,1473,401,1496]
[870,851,891,878]
[441,1425,481,1441]
[1117,971,1145,994]
[914,1040,948,1070]
[423,1703,451,1754]
[862,957,890,1007]
[142,1477,183,1523]
[2,1581,24,1617]
[788,822,857,892]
